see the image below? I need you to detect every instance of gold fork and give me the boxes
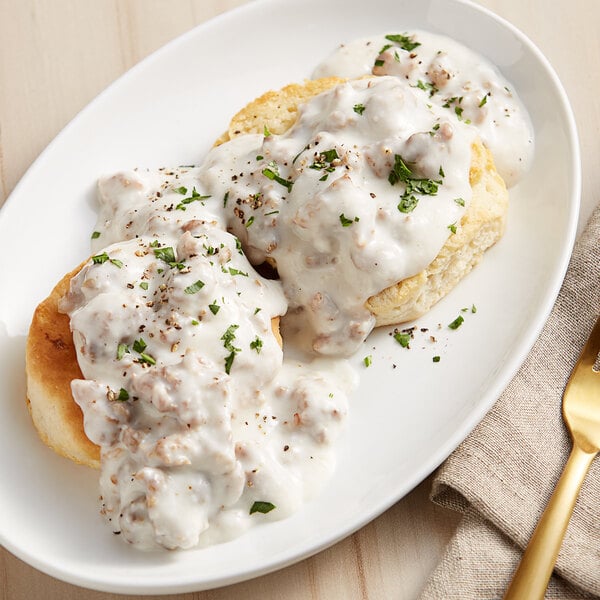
[504,315,600,599]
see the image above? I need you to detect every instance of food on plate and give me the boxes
[25,28,532,550]
[204,75,508,354]
[26,263,101,468]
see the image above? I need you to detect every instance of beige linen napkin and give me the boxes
[419,204,600,600]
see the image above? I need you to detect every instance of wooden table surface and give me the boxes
[1,1,598,598]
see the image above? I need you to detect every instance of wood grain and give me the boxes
[1,1,598,598]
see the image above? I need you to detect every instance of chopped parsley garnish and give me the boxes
[92,252,109,264]
[471,304,477,314]
[353,103,366,115]
[91,231,101,239]
[414,79,438,97]
[175,187,210,211]
[448,315,465,330]
[454,198,465,207]
[339,213,359,227]
[263,124,271,137]
[394,331,411,348]
[363,355,373,367]
[256,154,264,161]
[133,338,147,353]
[479,94,489,108]
[154,246,185,270]
[448,223,457,234]
[250,336,263,354]
[432,356,441,363]
[131,340,155,365]
[138,352,156,366]
[150,239,161,248]
[397,195,419,213]
[191,319,199,326]
[262,167,293,192]
[153,246,176,264]
[117,388,129,401]
[116,343,129,360]
[174,186,188,195]
[184,280,205,294]
[439,165,445,178]
[209,301,220,315]
[249,501,276,515]
[254,307,261,315]
[389,155,442,214]
[223,191,229,208]
[385,33,421,52]
[310,149,339,177]
[223,266,249,277]
[455,106,464,120]
[245,216,255,228]
[374,58,385,67]
[140,281,149,290]
[264,210,279,216]
[92,252,122,268]
[221,324,240,374]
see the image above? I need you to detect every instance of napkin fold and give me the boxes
[419,204,600,600]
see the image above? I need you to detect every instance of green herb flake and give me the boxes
[263,124,271,137]
[432,356,441,363]
[256,155,264,161]
[479,94,489,108]
[140,281,149,290]
[439,165,445,178]
[454,197,465,207]
[174,186,188,195]
[340,213,359,227]
[249,501,276,515]
[116,343,129,360]
[133,338,147,354]
[221,324,241,374]
[92,252,109,265]
[91,231,101,239]
[385,33,421,52]
[227,267,248,277]
[154,246,176,264]
[363,355,373,367]
[138,352,156,366]
[254,307,261,315]
[184,280,205,294]
[397,195,419,213]
[394,332,411,348]
[250,336,263,354]
[471,304,477,314]
[448,223,457,234]
[414,79,438,97]
[154,246,185,270]
[245,216,255,228]
[209,302,220,315]
[448,315,465,330]
[262,167,293,192]
[353,103,366,115]
[117,388,130,401]
[110,258,123,268]
[176,187,211,210]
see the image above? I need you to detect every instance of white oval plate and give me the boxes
[0,0,579,593]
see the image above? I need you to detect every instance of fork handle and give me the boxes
[504,445,597,599]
